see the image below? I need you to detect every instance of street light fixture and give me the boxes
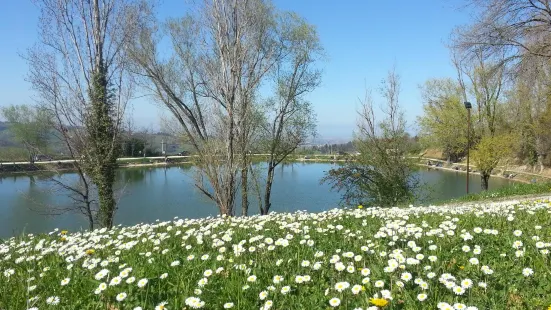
[464,101,472,194]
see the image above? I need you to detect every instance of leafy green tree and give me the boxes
[417,79,471,162]
[121,137,146,157]
[472,134,513,190]
[323,70,420,207]
[0,105,52,163]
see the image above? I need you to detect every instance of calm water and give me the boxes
[0,163,512,238]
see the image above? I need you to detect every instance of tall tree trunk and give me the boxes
[537,153,545,173]
[481,173,490,191]
[225,108,236,216]
[534,136,545,173]
[249,161,264,213]
[262,164,275,215]
[97,173,116,228]
[241,164,249,216]
[86,201,95,231]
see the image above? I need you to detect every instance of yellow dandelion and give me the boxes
[358,205,364,209]
[86,249,95,255]
[60,237,67,242]
[370,298,389,307]
[60,230,68,235]
[458,265,465,270]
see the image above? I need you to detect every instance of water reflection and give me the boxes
[0,163,512,238]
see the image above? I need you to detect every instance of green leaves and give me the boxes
[0,105,53,158]
[417,78,469,162]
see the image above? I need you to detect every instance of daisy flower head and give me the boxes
[461,279,473,288]
[137,278,148,288]
[453,286,466,295]
[522,268,534,277]
[109,276,122,286]
[116,292,127,301]
[46,296,60,305]
[351,284,363,294]
[334,281,350,292]
[329,297,341,307]
[401,272,412,281]
[281,285,291,294]
[98,282,108,291]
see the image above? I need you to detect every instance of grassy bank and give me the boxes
[0,157,194,174]
[438,181,551,204]
[2,199,551,309]
[0,154,350,175]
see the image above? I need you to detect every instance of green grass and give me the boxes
[440,182,551,204]
[0,147,28,162]
[2,199,551,309]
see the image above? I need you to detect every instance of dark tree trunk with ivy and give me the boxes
[83,64,119,228]
[25,0,137,229]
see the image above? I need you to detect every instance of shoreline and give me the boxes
[0,155,349,176]
[0,161,195,176]
[415,163,530,183]
[2,156,550,184]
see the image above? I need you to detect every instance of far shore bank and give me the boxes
[416,163,529,183]
[0,155,348,176]
[2,155,551,184]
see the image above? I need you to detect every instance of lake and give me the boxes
[0,163,512,238]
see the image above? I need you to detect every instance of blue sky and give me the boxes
[0,0,472,141]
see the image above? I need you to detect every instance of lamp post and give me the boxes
[464,101,472,194]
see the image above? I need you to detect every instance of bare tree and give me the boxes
[453,0,551,60]
[26,0,140,228]
[1,104,99,229]
[30,167,99,231]
[254,12,322,215]
[508,54,551,171]
[127,0,283,216]
[451,47,507,137]
[323,69,419,207]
